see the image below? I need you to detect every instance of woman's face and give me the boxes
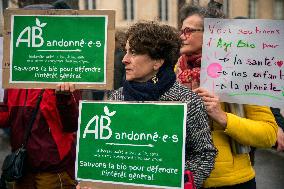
[122,41,163,82]
[180,14,204,55]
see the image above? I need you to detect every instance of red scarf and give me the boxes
[176,54,201,89]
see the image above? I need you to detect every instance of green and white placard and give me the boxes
[3,9,115,89]
[76,101,187,189]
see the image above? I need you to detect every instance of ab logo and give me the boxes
[83,106,116,140]
[16,18,46,48]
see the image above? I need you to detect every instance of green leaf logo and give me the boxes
[36,18,47,28]
[104,106,116,117]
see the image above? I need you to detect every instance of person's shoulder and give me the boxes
[165,83,206,117]
[107,88,123,100]
[110,87,123,95]
[165,82,200,102]
[167,82,205,111]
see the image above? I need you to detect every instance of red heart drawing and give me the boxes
[277,60,283,68]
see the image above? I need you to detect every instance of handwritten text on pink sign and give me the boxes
[201,19,284,108]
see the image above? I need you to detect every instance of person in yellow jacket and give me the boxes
[176,4,278,189]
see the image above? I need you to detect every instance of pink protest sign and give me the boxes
[201,18,284,108]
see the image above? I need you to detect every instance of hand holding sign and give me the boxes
[56,83,76,93]
[193,87,227,127]
[76,185,92,189]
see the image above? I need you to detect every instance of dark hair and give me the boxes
[208,0,223,10]
[179,4,225,26]
[115,30,127,50]
[23,0,70,10]
[125,21,181,69]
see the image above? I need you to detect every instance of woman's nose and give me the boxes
[180,33,186,40]
[122,54,130,65]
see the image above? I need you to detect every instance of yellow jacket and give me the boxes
[203,104,277,188]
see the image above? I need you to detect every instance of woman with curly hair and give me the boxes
[77,21,216,189]
[106,21,217,188]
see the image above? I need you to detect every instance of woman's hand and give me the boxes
[56,83,75,93]
[76,185,92,189]
[193,87,227,128]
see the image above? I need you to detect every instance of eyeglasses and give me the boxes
[180,27,204,37]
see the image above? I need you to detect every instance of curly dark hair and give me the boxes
[115,30,127,50]
[179,4,225,26]
[125,21,181,69]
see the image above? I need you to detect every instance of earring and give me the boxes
[152,75,158,84]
